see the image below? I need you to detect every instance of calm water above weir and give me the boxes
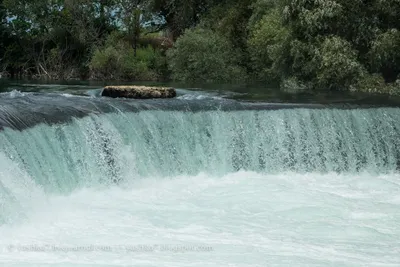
[0,80,400,266]
[2,78,400,105]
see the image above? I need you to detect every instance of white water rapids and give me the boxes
[1,108,400,266]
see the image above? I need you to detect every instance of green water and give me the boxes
[1,78,400,105]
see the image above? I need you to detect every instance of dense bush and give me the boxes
[167,28,247,82]
[276,0,400,91]
[90,33,165,81]
[288,39,320,82]
[351,73,400,95]
[315,36,364,90]
[247,9,290,81]
[368,29,400,82]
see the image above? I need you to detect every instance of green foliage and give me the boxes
[137,46,167,74]
[104,31,125,48]
[90,46,154,80]
[248,9,290,81]
[90,34,165,80]
[280,76,308,93]
[1,0,399,89]
[167,28,247,82]
[248,0,400,91]
[351,73,400,95]
[2,0,118,78]
[198,0,254,71]
[147,0,215,38]
[248,0,279,29]
[202,0,253,49]
[284,0,343,39]
[368,29,400,82]
[351,73,386,93]
[288,39,319,81]
[90,47,118,79]
[0,0,8,70]
[316,36,364,90]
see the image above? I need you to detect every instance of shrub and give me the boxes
[351,73,400,95]
[368,29,400,82]
[90,46,121,79]
[350,73,386,93]
[247,9,291,81]
[167,28,247,82]
[316,36,364,90]
[89,33,166,81]
[281,76,308,93]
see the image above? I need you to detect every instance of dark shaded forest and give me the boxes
[0,0,399,93]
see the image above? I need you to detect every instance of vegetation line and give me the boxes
[0,0,399,93]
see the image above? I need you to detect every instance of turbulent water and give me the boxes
[1,90,400,266]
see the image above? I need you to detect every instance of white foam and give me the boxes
[61,93,75,98]
[177,94,223,100]
[7,90,26,98]
[0,171,399,266]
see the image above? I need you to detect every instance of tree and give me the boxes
[0,0,8,72]
[368,29,400,82]
[247,8,290,81]
[116,0,143,56]
[316,36,364,90]
[2,0,118,78]
[167,28,246,82]
[266,0,400,90]
[147,0,215,39]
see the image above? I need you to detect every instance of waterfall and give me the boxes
[1,93,400,266]
[1,108,399,194]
